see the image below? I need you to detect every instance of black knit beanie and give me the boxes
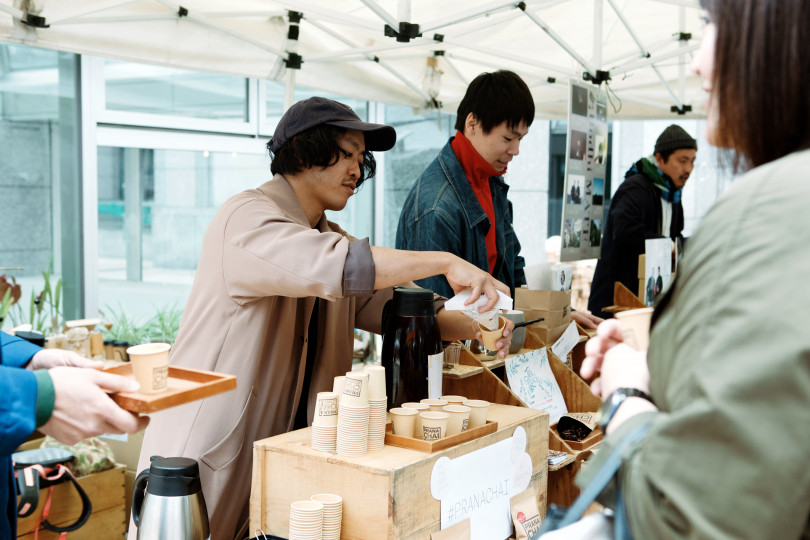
[654,124,697,155]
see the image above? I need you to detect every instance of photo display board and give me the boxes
[560,79,609,262]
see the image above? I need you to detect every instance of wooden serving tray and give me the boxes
[103,364,236,413]
[384,420,498,453]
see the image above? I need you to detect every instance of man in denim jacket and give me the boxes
[396,70,533,299]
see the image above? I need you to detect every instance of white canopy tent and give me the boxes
[0,0,705,119]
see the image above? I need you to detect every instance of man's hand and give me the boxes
[572,310,604,330]
[27,348,104,371]
[581,319,650,397]
[443,256,510,314]
[41,366,149,446]
[473,315,515,359]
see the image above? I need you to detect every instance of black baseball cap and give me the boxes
[268,97,397,154]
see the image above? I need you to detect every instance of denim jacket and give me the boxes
[395,138,525,298]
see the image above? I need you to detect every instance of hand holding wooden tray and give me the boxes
[103,363,236,413]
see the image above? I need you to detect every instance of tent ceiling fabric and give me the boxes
[1,0,706,119]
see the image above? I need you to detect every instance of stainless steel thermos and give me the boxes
[132,456,210,540]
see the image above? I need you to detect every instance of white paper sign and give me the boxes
[505,348,568,424]
[551,321,579,360]
[431,428,532,539]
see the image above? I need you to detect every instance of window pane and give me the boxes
[0,43,82,326]
[97,146,269,319]
[265,84,369,127]
[104,59,249,121]
[381,106,455,247]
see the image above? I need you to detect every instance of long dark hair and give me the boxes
[701,0,810,169]
[268,124,377,188]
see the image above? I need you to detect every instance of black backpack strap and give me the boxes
[39,465,93,533]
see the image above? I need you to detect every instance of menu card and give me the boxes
[505,348,568,424]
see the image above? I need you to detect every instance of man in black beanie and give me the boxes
[588,124,697,318]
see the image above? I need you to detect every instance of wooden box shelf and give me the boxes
[250,404,548,539]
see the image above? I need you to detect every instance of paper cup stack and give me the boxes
[336,371,370,457]
[364,365,388,451]
[288,500,323,540]
[311,493,343,540]
[311,391,339,452]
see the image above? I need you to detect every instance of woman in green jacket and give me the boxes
[580,0,810,538]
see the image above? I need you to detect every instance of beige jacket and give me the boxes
[133,175,394,539]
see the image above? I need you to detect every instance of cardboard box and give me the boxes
[515,288,572,312]
[250,405,549,539]
[17,465,127,539]
[531,322,571,346]
[522,305,570,330]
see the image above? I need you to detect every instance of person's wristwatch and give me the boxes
[596,388,653,430]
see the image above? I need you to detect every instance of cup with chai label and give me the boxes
[126,343,171,394]
[419,411,449,441]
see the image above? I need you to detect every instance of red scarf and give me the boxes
[451,131,500,275]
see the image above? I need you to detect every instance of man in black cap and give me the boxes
[588,124,697,318]
[134,97,513,540]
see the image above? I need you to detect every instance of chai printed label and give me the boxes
[318,398,337,417]
[423,425,442,441]
[462,419,469,431]
[152,365,169,390]
[343,378,362,397]
[518,512,543,539]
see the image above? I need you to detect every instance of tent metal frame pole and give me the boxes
[398,0,411,22]
[443,37,576,77]
[614,91,676,111]
[648,0,697,8]
[307,38,433,61]
[611,42,698,76]
[602,36,675,67]
[44,0,139,25]
[304,17,429,102]
[358,0,399,29]
[593,0,604,68]
[445,52,510,75]
[0,2,24,19]
[441,55,469,86]
[419,0,524,34]
[521,9,595,76]
[276,1,379,31]
[651,65,683,109]
[153,0,287,58]
[606,0,648,56]
[678,5,687,104]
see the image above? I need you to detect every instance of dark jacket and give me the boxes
[1,331,41,539]
[588,159,684,317]
[395,138,525,298]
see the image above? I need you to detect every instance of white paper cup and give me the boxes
[478,315,507,351]
[126,342,170,394]
[442,404,472,436]
[389,407,418,437]
[363,365,387,400]
[342,372,369,408]
[463,399,490,429]
[441,395,467,404]
[313,391,339,427]
[401,402,429,437]
[615,307,654,351]
[420,398,449,413]
[419,411,449,441]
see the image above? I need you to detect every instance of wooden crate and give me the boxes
[17,465,127,539]
[250,405,548,539]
